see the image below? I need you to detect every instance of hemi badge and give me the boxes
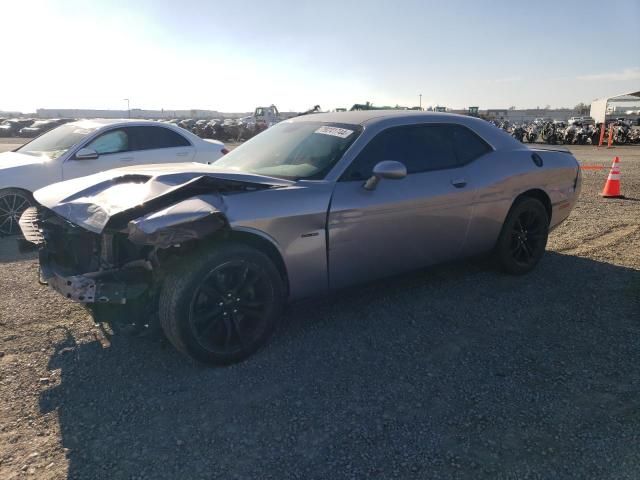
[301,232,319,238]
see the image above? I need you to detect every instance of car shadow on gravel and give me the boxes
[0,236,35,263]
[40,253,640,479]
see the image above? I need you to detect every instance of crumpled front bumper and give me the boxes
[20,206,151,304]
[39,250,149,304]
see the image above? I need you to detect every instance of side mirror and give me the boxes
[363,160,407,190]
[74,148,99,160]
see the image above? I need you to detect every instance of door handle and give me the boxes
[451,178,467,188]
[175,152,189,157]
[119,156,134,161]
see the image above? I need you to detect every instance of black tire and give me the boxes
[0,188,34,237]
[495,197,549,275]
[159,243,285,365]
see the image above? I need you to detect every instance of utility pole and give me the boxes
[419,94,422,110]
[123,98,130,118]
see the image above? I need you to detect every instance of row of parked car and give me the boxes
[0,116,265,142]
[0,117,76,138]
[158,115,271,142]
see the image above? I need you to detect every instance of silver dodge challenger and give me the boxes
[19,111,581,365]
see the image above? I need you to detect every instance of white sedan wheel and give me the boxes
[0,189,32,236]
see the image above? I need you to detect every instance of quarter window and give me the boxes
[449,125,492,164]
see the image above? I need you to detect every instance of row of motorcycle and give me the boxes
[495,120,640,145]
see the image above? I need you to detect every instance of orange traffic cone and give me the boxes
[601,156,624,198]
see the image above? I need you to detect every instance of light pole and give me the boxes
[123,98,130,118]
[419,94,422,110]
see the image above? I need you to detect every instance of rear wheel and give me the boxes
[0,188,33,236]
[495,197,549,275]
[159,243,285,365]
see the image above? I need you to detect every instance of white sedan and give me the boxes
[0,119,227,235]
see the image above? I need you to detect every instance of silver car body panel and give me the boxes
[31,112,581,302]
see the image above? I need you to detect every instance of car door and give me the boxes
[328,123,484,290]
[127,126,195,164]
[62,128,135,180]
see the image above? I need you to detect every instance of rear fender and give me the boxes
[527,149,581,228]
[463,148,579,255]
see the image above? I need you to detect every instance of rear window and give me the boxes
[128,126,191,150]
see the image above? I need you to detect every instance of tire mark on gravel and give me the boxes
[557,224,639,256]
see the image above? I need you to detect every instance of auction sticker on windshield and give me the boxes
[314,126,354,138]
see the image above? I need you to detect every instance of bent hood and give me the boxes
[34,162,293,234]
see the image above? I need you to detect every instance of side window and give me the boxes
[86,129,129,155]
[342,125,458,180]
[342,129,398,181]
[449,125,492,164]
[403,125,457,172]
[343,124,492,181]
[129,126,191,150]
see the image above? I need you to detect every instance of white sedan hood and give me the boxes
[0,151,48,169]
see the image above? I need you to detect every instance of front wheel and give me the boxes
[159,243,285,365]
[495,197,549,275]
[0,188,33,236]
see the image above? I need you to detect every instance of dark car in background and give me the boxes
[0,119,34,137]
[18,118,74,137]
[178,118,197,130]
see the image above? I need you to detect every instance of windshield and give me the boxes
[214,121,362,180]
[16,124,96,159]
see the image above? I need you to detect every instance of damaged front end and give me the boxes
[20,205,174,304]
[19,170,286,305]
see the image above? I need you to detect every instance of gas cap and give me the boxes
[531,153,543,167]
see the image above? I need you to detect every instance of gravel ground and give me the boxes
[0,143,639,479]
[0,137,26,152]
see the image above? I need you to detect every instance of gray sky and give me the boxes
[2,0,639,112]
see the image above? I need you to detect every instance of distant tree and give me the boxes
[544,105,551,110]
[509,106,516,110]
[574,102,589,114]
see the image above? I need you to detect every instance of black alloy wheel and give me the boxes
[159,243,284,365]
[509,209,546,268]
[188,260,272,356]
[496,197,549,275]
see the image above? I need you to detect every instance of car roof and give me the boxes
[286,110,479,126]
[66,118,180,129]
[288,110,523,151]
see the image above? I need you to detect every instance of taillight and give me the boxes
[221,148,229,155]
